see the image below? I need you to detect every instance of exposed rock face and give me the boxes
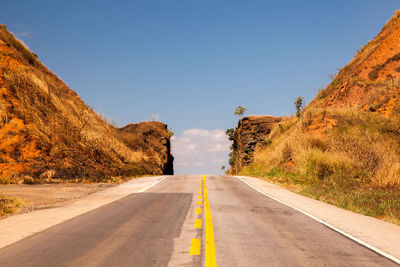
[233,116,284,170]
[119,122,174,175]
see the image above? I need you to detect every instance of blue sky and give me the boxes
[1,1,399,174]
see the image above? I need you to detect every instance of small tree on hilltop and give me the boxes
[234,105,247,120]
[294,96,305,118]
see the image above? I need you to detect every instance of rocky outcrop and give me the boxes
[119,122,174,175]
[232,116,284,171]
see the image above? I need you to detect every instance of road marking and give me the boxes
[236,176,400,265]
[204,175,217,267]
[198,196,202,199]
[190,238,201,255]
[195,219,202,229]
[197,201,202,205]
[138,176,168,193]
[196,208,202,214]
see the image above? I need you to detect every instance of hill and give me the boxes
[231,10,400,225]
[312,10,400,116]
[0,25,173,183]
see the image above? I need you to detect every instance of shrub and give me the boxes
[0,196,24,216]
[368,64,384,80]
[300,149,355,181]
[368,52,400,80]
[369,103,382,112]
[294,96,305,118]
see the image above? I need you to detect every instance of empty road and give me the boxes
[0,175,397,266]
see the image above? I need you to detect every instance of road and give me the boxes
[0,175,397,266]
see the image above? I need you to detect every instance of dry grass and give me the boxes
[240,108,400,224]
[248,108,400,186]
[239,9,400,224]
[0,195,24,217]
[242,165,400,225]
[0,25,170,182]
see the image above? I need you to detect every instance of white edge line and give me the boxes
[138,176,168,193]
[235,176,400,265]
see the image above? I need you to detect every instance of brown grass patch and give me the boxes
[0,195,24,217]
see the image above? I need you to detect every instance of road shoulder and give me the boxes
[236,175,400,263]
[0,176,167,250]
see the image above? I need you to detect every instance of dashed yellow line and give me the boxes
[195,219,202,229]
[190,238,201,255]
[204,175,217,266]
[190,175,216,265]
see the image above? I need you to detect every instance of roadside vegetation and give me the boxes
[240,108,400,225]
[225,105,247,173]
[0,195,24,217]
[229,10,400,225]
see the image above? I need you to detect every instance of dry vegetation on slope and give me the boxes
[241,108,400,225]
[0,25,172,184]
[312,10,400,115]
[239,10,400,225]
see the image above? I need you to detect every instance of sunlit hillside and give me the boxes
[0,25,173,183]
[239,10,400,224]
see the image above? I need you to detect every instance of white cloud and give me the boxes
[172,128,230,174]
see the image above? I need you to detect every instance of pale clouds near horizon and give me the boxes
[171,129,230,174]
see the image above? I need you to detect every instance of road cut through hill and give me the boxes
[0,175,398,266]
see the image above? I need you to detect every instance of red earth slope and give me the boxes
[0,25,172,182]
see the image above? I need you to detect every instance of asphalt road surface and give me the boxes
[0,175,397,266]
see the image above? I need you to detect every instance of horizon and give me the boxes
[2,1,400,173]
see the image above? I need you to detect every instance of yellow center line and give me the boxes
[196,208,202,214]
[190,238,201,255]
[197,201,202,205]
[204,175,217,266]
[195,219,202,228]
